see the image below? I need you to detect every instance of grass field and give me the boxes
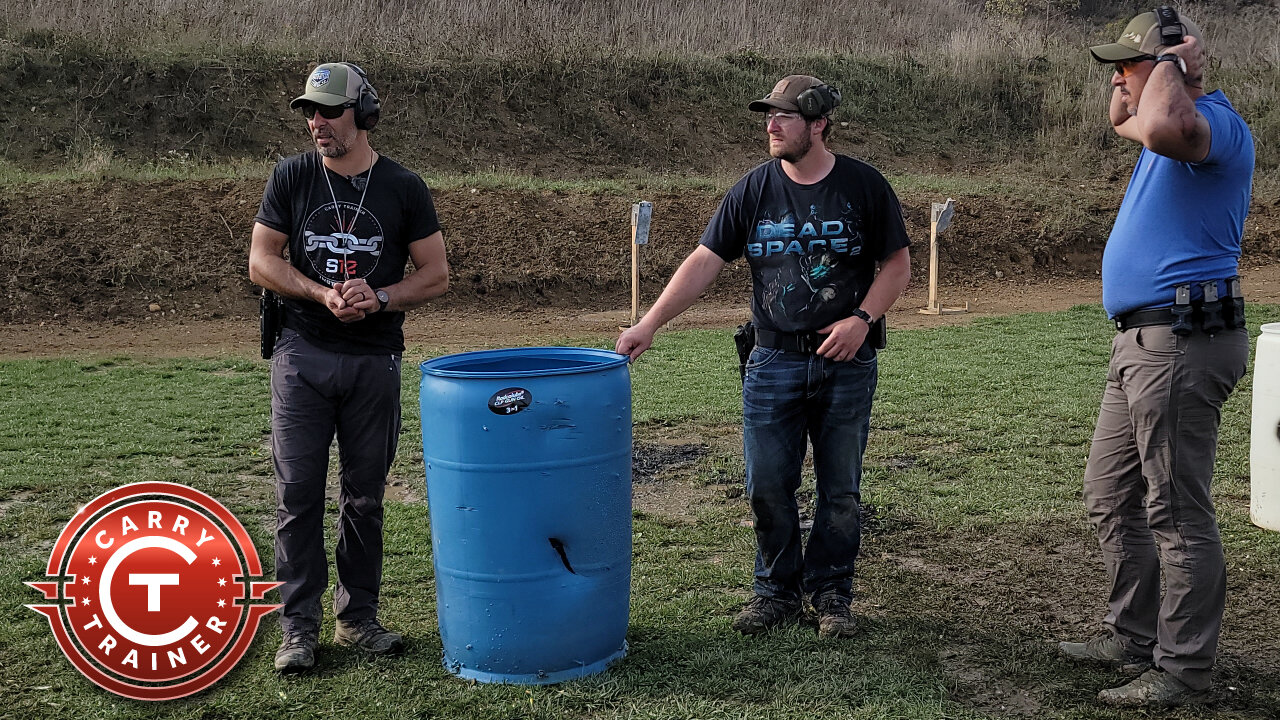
[3,307,1280,719]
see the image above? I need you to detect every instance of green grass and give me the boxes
[3,308,1280,718]
[0,159,732,194]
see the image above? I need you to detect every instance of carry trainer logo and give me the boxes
[26,482,280,700]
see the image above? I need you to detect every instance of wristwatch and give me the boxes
[374,289,389,312]
[1155,53,1187,75]
[850,308,873,325]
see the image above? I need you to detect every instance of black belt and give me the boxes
[755,329,827,353]
[1113,303,1246,332]
[1113,308,1179,331]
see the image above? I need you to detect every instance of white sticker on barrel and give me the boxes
[489,387,532,415]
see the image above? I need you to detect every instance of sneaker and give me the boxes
[334,617,405,655]
[731,594,800,635]
[273,629,317,673]
[1097,668,1208,708]
[1058,635,1152,674]
[813,592,858,639]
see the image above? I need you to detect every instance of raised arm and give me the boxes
[1116,36,1211,162]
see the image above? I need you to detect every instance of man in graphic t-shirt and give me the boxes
[248,62,450,673]
[617,75,911,638]
[1057,8,1253,708]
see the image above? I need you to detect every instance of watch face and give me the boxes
[376,290,389,303]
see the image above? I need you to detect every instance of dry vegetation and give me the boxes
[1,1,1278,319]
[4,0,1278,178]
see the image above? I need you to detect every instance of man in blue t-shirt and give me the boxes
[617,75,911,639]
[248,63,450,673]
[1058,9,1254,708]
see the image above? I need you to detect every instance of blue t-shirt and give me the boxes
[700,156,910,334]
[1102,91,1254,318]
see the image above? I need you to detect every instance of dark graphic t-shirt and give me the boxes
[700,156,910,334]
[255,151,441,354]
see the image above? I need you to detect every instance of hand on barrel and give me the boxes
[616,324,654,361]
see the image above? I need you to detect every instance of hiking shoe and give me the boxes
[334,618,405,655]
[731,594,800,635]
[274,629,317,673]
[1058,635,1152,674]
[1098,668,1208,708]
[813,593,858,639]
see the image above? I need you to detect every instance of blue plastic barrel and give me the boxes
[419,347,632,684]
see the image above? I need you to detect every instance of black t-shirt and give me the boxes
[700,156,910,334]
[255,151,441,354]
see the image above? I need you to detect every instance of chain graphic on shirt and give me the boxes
[301,201,385,282]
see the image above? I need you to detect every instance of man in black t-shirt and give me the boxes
[248,62,449,673]
[617,75,910,638]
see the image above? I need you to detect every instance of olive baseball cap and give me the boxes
[1089,10,1203,62]
[748,75,824,114]
[290,63,367,109]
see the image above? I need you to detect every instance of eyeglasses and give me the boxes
[301,103,355,120]
[765,110,803,126]
[1113,57,1155,78]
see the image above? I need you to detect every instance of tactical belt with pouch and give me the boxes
[260,289,284,359]
[1112,277,1246,336]
[733,316,888,380]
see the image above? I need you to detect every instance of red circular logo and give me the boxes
[26,482,280,700]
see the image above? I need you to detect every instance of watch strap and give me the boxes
[1155,54,1185,73]
[850,308,873,325]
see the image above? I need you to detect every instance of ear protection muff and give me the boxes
[795,83,842,119]
[342,62,381,131]
[1154,5,1185,49]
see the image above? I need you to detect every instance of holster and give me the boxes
[733,321,756,382]
[260,290,284,359]
[870,316,887,350]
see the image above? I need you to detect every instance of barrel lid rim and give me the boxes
[1262,322,1280,335]
[420,346,629,378]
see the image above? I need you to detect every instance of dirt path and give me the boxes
[8,266,1280,358]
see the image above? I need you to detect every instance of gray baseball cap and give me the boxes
[290,63,366,109]
[1089,10,1204,62]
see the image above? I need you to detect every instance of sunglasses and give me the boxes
[1113,57,1155,78]
[301,102,355,120]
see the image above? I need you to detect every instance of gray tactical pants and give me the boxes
[270,328,403,634]
[1083,324,1248,691]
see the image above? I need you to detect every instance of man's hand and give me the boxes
[616,324,656,362]
[1164,35,1204,86]
[324,283,366,323]
[815,315,870,362]
[336,278,379,313]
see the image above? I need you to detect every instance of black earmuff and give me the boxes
[795,83,842,119]
[1154,5,1185,49]
[343,62,381,131]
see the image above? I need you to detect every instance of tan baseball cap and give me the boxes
[1089,10,1203,62]
[747,75,824,114]
[290,63,367,109]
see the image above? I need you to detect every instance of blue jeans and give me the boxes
[742,344,877,603]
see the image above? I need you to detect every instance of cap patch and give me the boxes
[1123,32,1142,44]
[309,68,330,89]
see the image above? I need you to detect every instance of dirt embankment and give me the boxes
[6,177,1280,325]
[4,47,1280,325]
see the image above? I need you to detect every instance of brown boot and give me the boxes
[273,629,317,673]
[731,594,800,635]
[334,618,406,655]
[1058,634,1152,674]
[1097,669,1208,708]
[813,592,858,639]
